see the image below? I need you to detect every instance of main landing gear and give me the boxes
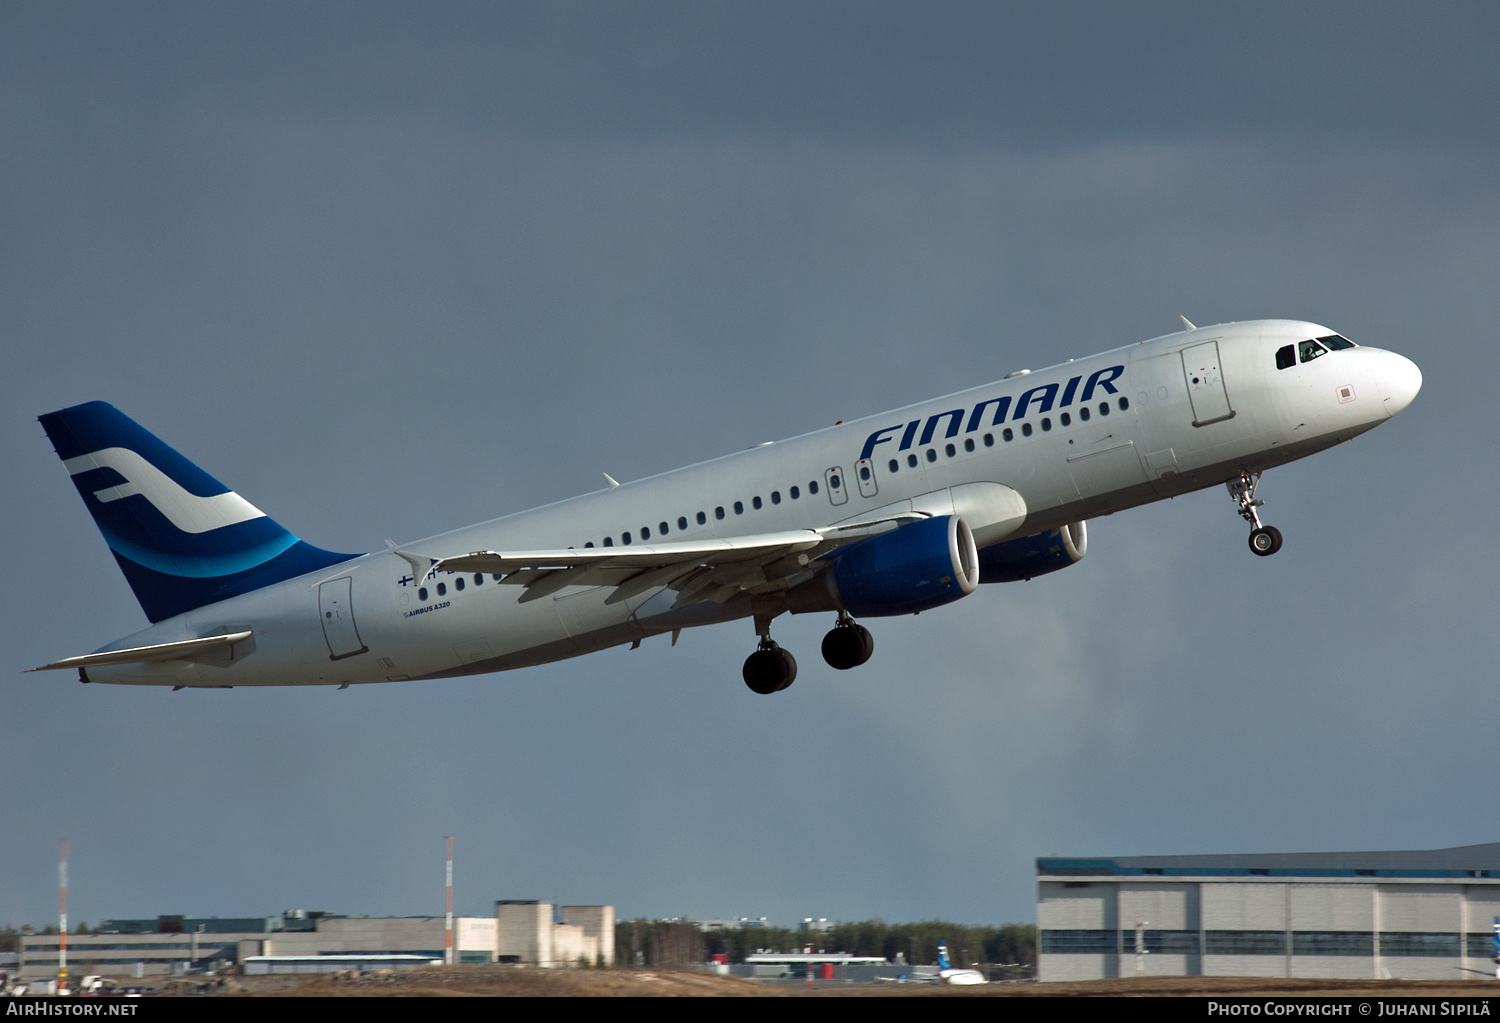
[741,612,875,694]
[821,613,874,671]
[1228,470,1283,557]
[743,637,797,695]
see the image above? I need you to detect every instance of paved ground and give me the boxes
[193,967,1500,997]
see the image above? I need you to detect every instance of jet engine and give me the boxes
[789,514,979,618]
[976,521,1087,583]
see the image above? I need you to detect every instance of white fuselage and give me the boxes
[80,320,1420,687]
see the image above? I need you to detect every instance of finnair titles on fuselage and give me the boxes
[34,319,1421,694]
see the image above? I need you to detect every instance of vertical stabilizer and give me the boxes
[39,401,360,622]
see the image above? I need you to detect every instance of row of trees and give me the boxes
[613,918,1034,971]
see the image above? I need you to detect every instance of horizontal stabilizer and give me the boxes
[29,631,253,672]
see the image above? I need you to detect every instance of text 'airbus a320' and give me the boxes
[32,318,1420,694]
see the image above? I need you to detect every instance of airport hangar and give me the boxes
[1037,842,1500,981]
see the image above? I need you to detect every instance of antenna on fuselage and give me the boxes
[602,473,620,489]
[1179,315,1197,330]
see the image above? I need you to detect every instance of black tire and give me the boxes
[822,628,862,670]
[853,624,874,666]
[1249,525,1283,557]
[774,647,798,691]
[743,648,784,694]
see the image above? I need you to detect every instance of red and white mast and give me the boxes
[58,837,69,990]
[444,836,454,966]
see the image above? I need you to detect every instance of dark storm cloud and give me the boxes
[5,1,1498,150]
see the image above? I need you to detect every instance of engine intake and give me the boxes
[789,515,979,618]
[976,521,1087,583]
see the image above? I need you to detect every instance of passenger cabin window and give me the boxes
[1119,397,1129,411]
[604,537,614,546]
[734,501,744,515]
[771,491,781,504]
[907,454,918,467]
[418,587,428,601]
[1299,339,1328,363]
[752,496,762,509]
[455,577,465,591]
[1276,344,1296,370]
[622,533,632,545]
[1003,428,1013,441]
[715,506,725,520]
[1079,407,1090,421]
[964,438,975,452]
[1022,423,1033,437]
[983,433,994,446]
[789,487,800,500]
[697,511,707,524]
[678,516,688,530]
[888,459,899,473]
[436,582,447,596]
[660,521,670,535]
[1060,413,1070,427]
[809,481,819,494]
[641,527,650,540]
[925,449,937,462]
[474,573,483,585]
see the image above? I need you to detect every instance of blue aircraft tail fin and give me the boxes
[39,401,359,623]
[937,941,952,971]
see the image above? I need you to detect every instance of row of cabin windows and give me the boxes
[584,480,824,548]
[882,397,1130,473]
[417,573,501,603]
[425,395,1135,570]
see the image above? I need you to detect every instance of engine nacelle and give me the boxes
[976,521,1087,583]
[791,514,979,618]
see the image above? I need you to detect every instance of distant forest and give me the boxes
[614,919,1035,972]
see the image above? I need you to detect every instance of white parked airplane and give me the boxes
[32,319,1420,694]
[935,941,988,985]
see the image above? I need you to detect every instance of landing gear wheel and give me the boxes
[822,620,875,670]
[854,624,874,666]
[1248,525,1283,557]
[743,642,797,694]
[1229,472,1282,558]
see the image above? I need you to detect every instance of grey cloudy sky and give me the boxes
[3,2,1498,930]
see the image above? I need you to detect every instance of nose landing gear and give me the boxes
[1229,471,1283,556]
[821,613,874,670]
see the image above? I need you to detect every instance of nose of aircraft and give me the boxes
[1379,352,1423,417]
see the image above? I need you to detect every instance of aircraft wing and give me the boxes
[29,631,254,672]
[404,515,920,608]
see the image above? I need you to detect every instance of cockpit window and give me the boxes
[1317,334,1356,351]
[1298,339,1328,363]
[1275,344,1296,370]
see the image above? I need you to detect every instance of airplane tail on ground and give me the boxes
[937,942,952,971]
[39,401,359,623]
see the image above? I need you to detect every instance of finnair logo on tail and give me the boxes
[63,447,266,534]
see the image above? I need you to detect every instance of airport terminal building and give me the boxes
[16,902,613,980]
[1037,842,1500,981]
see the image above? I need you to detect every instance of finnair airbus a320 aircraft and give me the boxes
[33,319,1420,694]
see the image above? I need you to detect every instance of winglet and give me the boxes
[1179,315,1196,330]
[603,473,620,489]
